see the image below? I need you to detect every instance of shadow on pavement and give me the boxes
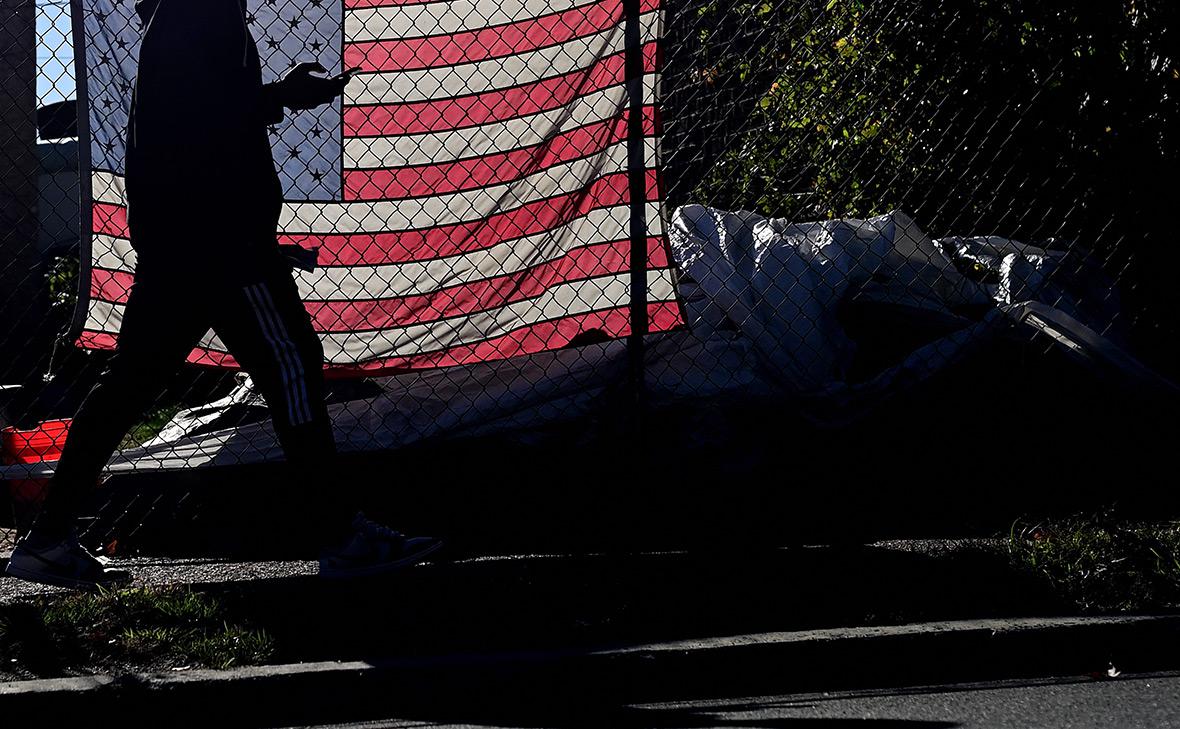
[187,544,1063,665]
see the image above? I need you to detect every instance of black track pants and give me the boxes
[37,256,346,540]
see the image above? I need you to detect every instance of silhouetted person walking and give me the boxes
[6,0,441,589]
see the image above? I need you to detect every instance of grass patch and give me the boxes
[0,587,274,679]
[119,624,274,669]
[118,405,182,449]
[1007,515,1180,613]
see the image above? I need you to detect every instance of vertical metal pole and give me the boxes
[623,0,648,424]
[68,0,94,346]
[0,0,43,385]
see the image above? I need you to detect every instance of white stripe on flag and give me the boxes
[91,233,136,270]
[92,170,126,205]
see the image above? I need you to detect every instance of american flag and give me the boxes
[78,0,683,374]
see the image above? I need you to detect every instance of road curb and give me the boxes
[3,615,1179,724]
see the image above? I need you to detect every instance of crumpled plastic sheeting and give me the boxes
[90,325,769,475]
[934,235,1123,341]
[668,205,1001,399]
[665,205,1143,422]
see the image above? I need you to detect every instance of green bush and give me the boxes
[677,1,1176,224]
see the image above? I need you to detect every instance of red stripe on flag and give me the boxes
[79,301,685,374]
[92,202,128,238]
[76,331,234,369]
[89,238,669,332]
[77,331,117,350]
[185,348,240,368]
[89,267,133,302]
[344,43,658,137]
[344,108,657,201]
[281,170,659,266]
[344,0,660,73]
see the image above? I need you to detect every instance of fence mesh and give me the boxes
[2,0,1177,557]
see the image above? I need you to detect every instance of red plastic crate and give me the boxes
[2,418,71,508]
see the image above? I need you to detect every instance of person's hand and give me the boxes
[274,62,349,111]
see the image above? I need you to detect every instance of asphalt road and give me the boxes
[275,674,1180,729]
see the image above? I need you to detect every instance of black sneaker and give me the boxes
[4,530,131,590]
[318,513,443,579]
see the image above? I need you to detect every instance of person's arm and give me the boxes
[268,62,351,114]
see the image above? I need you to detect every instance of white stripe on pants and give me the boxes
[244,283,313,426]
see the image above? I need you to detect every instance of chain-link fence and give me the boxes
[2,0,1177,557]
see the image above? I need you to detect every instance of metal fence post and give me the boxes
[0,0,44,386]
[67,0,93,350]
[624,0,649,432]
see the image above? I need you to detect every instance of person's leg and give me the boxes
[33,276,207,538]
[211,261,352,545]
[6,275,208,587]
[212,258,442,574]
